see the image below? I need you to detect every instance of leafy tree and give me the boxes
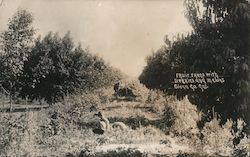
[84,55,123,90]
[20,32,122,104]
[139,41,172,91]
[140,0,250,127]
[20,32,82,103]
[185,0,250,127]
[0,9,35,109]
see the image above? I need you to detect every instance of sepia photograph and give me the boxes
[0,0,249,156]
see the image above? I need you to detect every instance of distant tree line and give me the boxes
[0,9,122,105]
[139,0,250,128]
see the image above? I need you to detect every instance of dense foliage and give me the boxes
[0,10,122,104]
[0,9,35,107]
[20,32,121,103]
[139,0,250,127]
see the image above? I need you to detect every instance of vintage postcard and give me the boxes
[0,0,249,156]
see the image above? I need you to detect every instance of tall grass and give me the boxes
[0,85,249,156]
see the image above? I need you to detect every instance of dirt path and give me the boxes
[95,141,191,155]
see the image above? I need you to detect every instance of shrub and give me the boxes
[0,112,29,156]
[201,118,234,155]
[199,117,248,156]
[109,116,151,130]
[96,87,115,104]
[146,90,167,114]
[113,79,149,102]
[40,92,102,132]
[160,105,177,132]
[161,96,199,136]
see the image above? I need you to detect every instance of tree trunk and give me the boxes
[9,92,12,112]
[9,82,13,112]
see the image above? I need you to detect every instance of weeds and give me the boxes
[0,86,249,156]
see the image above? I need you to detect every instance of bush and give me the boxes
[195,117,248,156]
[41,92,102,131]
[109,116,151,130]
[146,90,167,114]
[0,112,30,156]
[96,87,115,104]
[232,147,249,157]
[22,96,101,156]
[161,96,200,136]
[200,118,234,155]
[113,79,149,102]
[160,105,177,132]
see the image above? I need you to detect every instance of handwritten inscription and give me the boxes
[173,72,225,91]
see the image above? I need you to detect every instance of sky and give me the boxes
[0,0,192,77]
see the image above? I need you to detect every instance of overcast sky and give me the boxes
[0,0,192,77]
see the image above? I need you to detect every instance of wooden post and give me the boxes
[9,92,12,112]
[9,82,13,112]
[39,95,42,105]
[0,86,4,109]
[25,96,28,111]
[212,106,219,155]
